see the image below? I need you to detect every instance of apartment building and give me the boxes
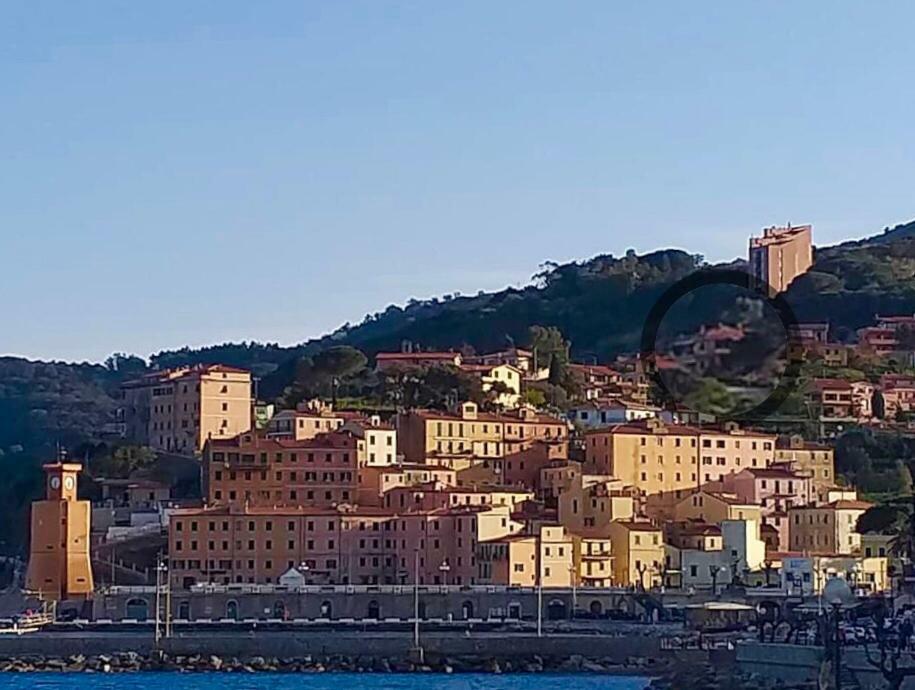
[458,363,522,408]
[357,464,457,507]
[807,379,874,422]
[203,431,359,509]
[719,466,813,550]
[671,490,762,526]
[584,420,700,498]
[477,524,573,587]
[397,402,568,462]
[122,364,252,455]
[572,535,615,587]
[775,436,836,500]
[674,519,766,591]
[788,499,872,555]
[265,400,347,440]
[375,350,463,371]
[583,420,774,501]
[464,347,547,380]
[382,483,533,513]
[568,399,660,428]
[168,501,520,588]
[557,475,636,535]
[881,374,915,419]
[748,223,813,293]
[697,426,776,485]
[607,521,664,588]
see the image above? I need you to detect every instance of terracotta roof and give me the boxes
[613,520,662,532]
[810,378,853,391]
[701,491,759,507]
[408,407,567,426]
[742,467,806,480]
[207,430,356,452]
[376,352,460,360]
[830,500,873,510]
[123,363,250,387]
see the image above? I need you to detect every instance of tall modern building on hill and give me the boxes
[749,223,813,293]
[121,364,253,455]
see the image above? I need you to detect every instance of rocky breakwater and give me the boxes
[650,662,820,690]
[0,651,668,674]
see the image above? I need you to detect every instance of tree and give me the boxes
[312,346,368,379]
[528,326,569,376]
[104,353,147,378]
[520,388,547,407]
[864,596,915,690]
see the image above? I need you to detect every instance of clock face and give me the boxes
[64,476,75,491]
[49,476,61,490]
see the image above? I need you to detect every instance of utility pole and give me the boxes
[569,564,577,620]
[154,553,162,647]
[413,549,420,649]
[537,535,543,638]
[164,557,172,639]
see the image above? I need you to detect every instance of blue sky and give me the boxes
[2,1,914,362]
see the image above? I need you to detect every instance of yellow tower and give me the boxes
[25,463,94,600]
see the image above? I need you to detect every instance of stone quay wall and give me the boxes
[92,586,646,622]
[0,630,663,666]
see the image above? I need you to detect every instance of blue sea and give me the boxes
[0,673,651,690]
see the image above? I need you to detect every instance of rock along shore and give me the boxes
[0,650,665,674]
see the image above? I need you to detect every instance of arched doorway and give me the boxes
[273,600,287,619]
[547,599,567,620]
[507,602,522,620]
[226,600,239,620]
[367,600,380,620]
[125,598,148,621]
[319,600,332,618]
[589,600,603,617]
[177,601,191,620]
[461,601,474,619]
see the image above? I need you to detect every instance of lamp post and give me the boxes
[439,560,451,621]
[154,553,168,647]
[413,549,421,651]
[568,564,577,620]
[298,561,311,587]
[537,543,543,638]
[709,565,726,595]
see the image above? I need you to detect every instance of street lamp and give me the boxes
[568,564,577,620]
[154,553,169,646]
[439,560,451,621]
[709,565,727,595]
[297,561,311,589]
[537,541,544,638]
[412,549,421,654]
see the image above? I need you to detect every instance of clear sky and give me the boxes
[3,1,914,363]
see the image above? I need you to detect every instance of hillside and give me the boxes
[2,218,915,555]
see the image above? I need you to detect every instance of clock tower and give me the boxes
[25,463,94,600]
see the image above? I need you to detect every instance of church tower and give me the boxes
[26,463,94,600]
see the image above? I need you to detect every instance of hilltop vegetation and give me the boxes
[3,218,915,554]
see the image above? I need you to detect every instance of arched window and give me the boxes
[226,600,239,620]
[273,600,287,619]
[461,601,474,620]
[319,600,332,619]
[367,600,380,620]
[177,601,191,620]
[125,598,149,622]
[547,599,567,620]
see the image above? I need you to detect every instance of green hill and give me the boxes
[3,218,915,554]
